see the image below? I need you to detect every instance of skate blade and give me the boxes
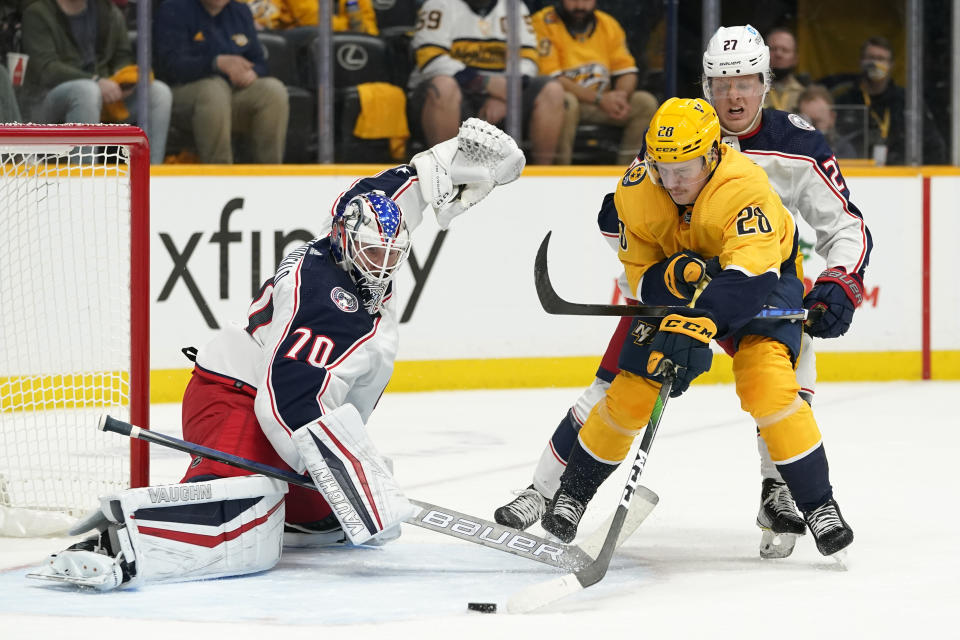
[26,569,117,590]
[759,530,799,559]
[827,548,849,570]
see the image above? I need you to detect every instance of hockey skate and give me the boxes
[283,511,347,547]
[541,490,586,544]
[803,498,854,560]
[757,478,806,559]
[494,485,548,530]
[27,531,128,591]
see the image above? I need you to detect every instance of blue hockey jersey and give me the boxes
[194,165,426,471]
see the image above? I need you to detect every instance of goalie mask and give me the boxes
[331,192,411,315]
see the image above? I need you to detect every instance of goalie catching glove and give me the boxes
[412,118,525,229]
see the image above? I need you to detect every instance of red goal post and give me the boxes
[0,124,150,536]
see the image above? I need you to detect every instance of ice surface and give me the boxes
[1,381,957,639]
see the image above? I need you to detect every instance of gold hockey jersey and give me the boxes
[531,6,637,91]
[409,0,539,88]
[615,144,796,298]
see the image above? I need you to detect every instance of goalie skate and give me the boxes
[27,534,126,591]
[28,549,125,591]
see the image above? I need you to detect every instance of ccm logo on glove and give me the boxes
[661,316,717,340]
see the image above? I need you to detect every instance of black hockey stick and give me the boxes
[98,415,649,572]
[535,231,812,321]
[506,365,676,613]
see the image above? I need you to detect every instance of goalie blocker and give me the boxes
[292,404,417,546]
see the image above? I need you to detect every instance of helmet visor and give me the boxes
[648,156,712,205]
[708,76,765,99]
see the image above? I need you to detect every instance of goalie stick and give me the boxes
[506,366,676,614]
[535,231,812,321]
[98,415,656,572]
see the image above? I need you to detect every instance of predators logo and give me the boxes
[630,319,657,346]
[232,33,249,47]
[622,162,647,187]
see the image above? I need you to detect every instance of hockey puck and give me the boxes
[467,602,497,613]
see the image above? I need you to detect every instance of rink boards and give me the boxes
[145,164,960,400]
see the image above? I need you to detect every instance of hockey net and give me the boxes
[0,125,150,536]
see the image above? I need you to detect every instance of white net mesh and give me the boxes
[0,137,138,534]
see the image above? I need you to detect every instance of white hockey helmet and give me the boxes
[331,191,411,315]
[701,24,771,102]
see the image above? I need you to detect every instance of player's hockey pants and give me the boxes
[577,334,833,511]
[180,371,334,525]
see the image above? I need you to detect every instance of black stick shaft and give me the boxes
[574,370,675,588]
[535,231,812,321]
[99,414,316,490]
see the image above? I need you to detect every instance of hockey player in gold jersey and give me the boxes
[540,97,854,558]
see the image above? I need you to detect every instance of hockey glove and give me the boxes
[663,250,709,301]
[410,118,525,229]
[645,310,717,397]
[642,250,712,304]
[803,267,864,338]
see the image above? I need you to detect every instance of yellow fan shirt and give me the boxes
[531,6,637,91]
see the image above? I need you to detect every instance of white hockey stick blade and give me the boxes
[578,485,658,560]
[505,486,660,614]
[506,573,586,614]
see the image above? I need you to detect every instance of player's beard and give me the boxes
[557,5,594,33]
[771,65,795,80]
[465,0,495,14]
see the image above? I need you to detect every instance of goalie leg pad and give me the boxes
[292,404,416,546]
[30,475,287,590]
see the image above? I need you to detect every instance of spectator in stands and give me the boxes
[154,0,289,164]
[241,0,378,34]
[409,0,565,165]
[0,64,21,122]
[764,27,808,113]
[796,84,856,159]
[833,36,946,165]
[532,0,657,165]
[20,0,171,163]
